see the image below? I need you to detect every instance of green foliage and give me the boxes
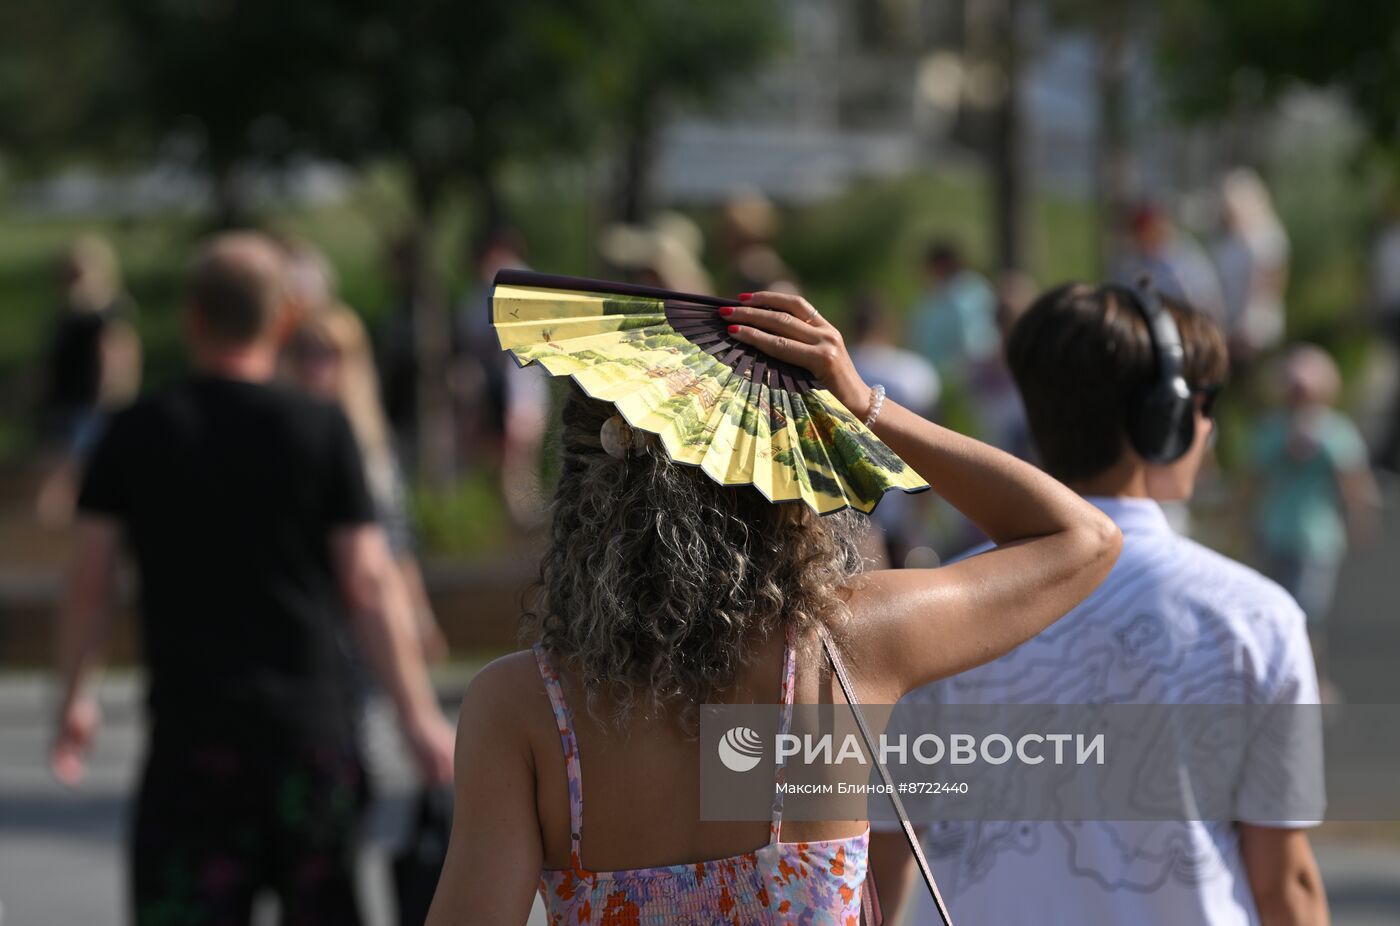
[774,168,1097,325]
[1160,1,1400,160]
[1,0,783,220]
[304,0,601,202]
[583,0,784,122]
[0,0,131,170]
[412,469,509,556]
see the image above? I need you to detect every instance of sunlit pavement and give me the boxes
[0,676,547,926]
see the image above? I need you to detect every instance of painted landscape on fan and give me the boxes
[491,272,929,514]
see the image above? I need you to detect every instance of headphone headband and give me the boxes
[1114,275,1196,464]
[1130,276,1185,384]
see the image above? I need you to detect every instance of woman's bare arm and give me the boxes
[425,657,542,926]
[842,398,1120,699]
[727,291,1121,700]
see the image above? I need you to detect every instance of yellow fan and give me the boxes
[491,270,929,515]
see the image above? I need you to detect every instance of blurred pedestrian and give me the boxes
[51,232,455,926]
[1368,197,1400,471]
[848,291,941,564]
[34,234,142,527]
[716,188,792,293]
[282,238,339,319]
[600,210,714,295]
[1212,168,1290,368]
[458,229,550,526]
[376,232,445,464]
[1252,344,1380,697]
[1114,202,1226,322]
[286,305,448,663]
[274,237,339,386]
[910,239,999,380]
[969,270,1037,459]
[849,292,941,418]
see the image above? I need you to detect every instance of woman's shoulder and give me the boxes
[458,649,555,740]
[465,649,549,702]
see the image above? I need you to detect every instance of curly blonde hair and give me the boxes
[524,385,868,728]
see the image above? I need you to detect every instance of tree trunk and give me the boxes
[972,0,1032,273]
[614,104,657,225]
[472,161,508,242]
[209,159,246,230]
[1095,0,1133,278]
[408,169,457,491]
[991,28,1028,273]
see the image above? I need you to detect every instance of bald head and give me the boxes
[188,232,288,346]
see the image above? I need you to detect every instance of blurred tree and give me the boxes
[954,0,1037,274]
[0,0,131,172]
[2,0,783,484]
[582,0,783,223]
[320,0,781,478]
[987,0,1033,274]
[1055,0,1143,276]
[309,0,601,486]
[1160,1,1400,171]
[105,0,355,226]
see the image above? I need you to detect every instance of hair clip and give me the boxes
[600,414,648,459]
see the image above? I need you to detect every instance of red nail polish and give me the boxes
[727,324,740,334]
[738,293,753,302]
[719,306,734,317]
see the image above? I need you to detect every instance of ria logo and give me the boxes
[718,726,764,772]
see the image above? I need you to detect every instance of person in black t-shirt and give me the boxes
[51,232,456,926]
[33,234,143,528]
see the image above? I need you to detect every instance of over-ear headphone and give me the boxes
[1118,277,1196,464]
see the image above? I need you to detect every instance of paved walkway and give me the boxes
[0,676,546,925]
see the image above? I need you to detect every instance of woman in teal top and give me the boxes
[1252,344,1379,694]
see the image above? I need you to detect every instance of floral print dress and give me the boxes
[533,634,870,925]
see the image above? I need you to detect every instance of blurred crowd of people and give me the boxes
[30,172,1395,702]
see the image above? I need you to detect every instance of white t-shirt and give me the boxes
[850,344,941,417]
[902,497,1320,926]
[1213,226,1289,351]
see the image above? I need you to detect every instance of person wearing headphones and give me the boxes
[872,281,1329,926]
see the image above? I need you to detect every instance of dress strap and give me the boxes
[769,624,798,845]
[532,645,583,863]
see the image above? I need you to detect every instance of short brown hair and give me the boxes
[188,232,287,345]
[1006,283,1228,482]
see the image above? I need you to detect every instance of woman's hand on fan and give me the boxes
[721,292,873,418]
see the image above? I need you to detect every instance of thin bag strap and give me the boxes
[770,624,799,845]
[818,625,955,926]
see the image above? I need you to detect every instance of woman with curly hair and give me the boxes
[426,291,1121,925]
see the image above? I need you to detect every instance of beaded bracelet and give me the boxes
[863,384,886,427]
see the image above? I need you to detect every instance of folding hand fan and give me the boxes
[490,269,929,515]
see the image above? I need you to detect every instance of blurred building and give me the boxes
[11,0,1363,230]
[652,0,1107,203]
[650,0,1354,215]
